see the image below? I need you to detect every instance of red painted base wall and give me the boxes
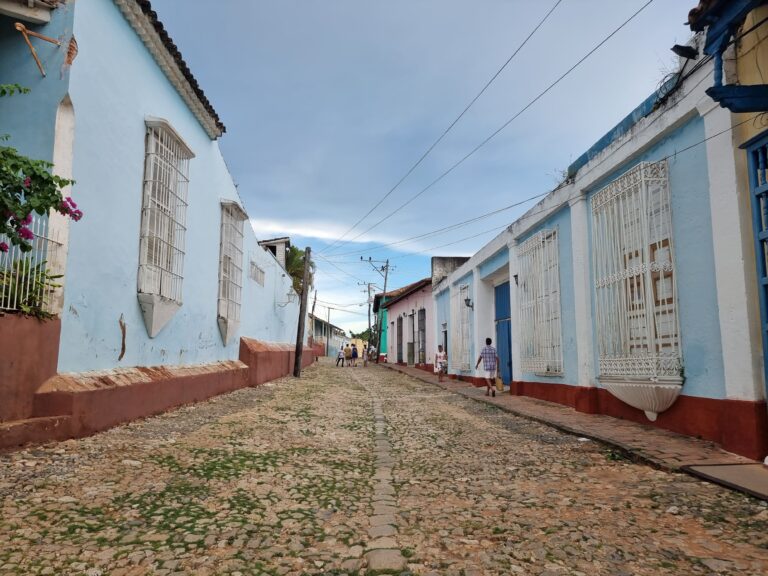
[1,339,317,451]
[0,315,60,422]
[510,380,768,461]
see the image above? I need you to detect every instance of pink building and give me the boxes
[381,278,435,372]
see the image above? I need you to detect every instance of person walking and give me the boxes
[336,347,344,367]
[344,344,352,367]
[475,337,499,397]
[351,344,359,367]
[434,344,448,382]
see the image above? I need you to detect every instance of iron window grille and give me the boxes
[138,121,192,304]
[249,259,265,286]
[518,229,563,375]
[450,284,471,370]
[417,307,426,364]
[591,160,682,382]
[0,212,62,314]
[218,203,246,325]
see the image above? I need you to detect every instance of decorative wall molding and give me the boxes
[114,0,224,139]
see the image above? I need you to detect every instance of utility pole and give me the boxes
[360,257,390,364]
[293,246,312,377]
[326,306,331,358]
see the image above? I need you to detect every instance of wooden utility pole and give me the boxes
[293,246,312,377]
[375,259,389,364]
[326,306,331,358]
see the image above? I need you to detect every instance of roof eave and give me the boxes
[115,0,225,139]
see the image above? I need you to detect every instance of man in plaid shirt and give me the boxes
[475,337,499,397]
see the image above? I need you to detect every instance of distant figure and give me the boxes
[336,347,344,367]
[351,344,359,367]
[435,344,447,382]
[344,344,352,367]
[475,337,499,397]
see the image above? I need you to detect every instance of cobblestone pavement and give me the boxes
[1,360,767,575]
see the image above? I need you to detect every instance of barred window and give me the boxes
[138,120,193,303]
[518,229,562,375]
[249,260,265,286]
[591,160,681,382]
[449,284,471,370]
[218,202,246,332]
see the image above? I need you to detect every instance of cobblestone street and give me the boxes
[2,360,768,575]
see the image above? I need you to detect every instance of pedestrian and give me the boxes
[475,337,499,397]
[344,344,352,367]
[434,344,447,382]
[336,347,344,367]
[351,344,358,367]
[362,342,368,367]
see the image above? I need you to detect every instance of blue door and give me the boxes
[747,132,768,391]
[494,282,513,384]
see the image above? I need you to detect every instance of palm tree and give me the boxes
[285,245,315,295]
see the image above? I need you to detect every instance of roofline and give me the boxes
[380,278,432,309]
[114,0,226,139]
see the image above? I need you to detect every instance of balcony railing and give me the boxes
[0,213,62,315]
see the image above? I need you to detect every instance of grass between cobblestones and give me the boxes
[1,361,768,575]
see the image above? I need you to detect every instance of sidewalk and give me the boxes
[381,363,768,500]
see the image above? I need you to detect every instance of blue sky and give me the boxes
[151,0,695,334]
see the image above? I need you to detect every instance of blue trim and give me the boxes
[747,130,768,398]
[567,77,678,178]
[706,85,768,113]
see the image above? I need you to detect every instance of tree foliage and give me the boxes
[284,245,315,295]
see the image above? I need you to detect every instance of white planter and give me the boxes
[601,381,682,421]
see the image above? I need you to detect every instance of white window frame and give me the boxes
[218,202,246,327]
[591,160,682,383]
[249,259,265,286]
[518,229,563,375]
[450,284,471,371]
[138,119,193,304]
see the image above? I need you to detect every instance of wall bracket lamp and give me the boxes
[464,297,474,310]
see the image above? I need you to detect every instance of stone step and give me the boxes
[0,416,72,451]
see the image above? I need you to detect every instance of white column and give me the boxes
[699,100,764,401]
[48,95,76,315]
[569,195,596,387]
[473,267,494,363]
[508,240,523,382]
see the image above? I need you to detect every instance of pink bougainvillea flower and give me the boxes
[57,202,70,215]
[71,209,83,222]
[22,213,32,225]
[0,242,8,253]
[22,177,31,188]
[65,197,77,209]
[18,227,34,241]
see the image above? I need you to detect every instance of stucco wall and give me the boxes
[585,115,725,399]
[53,0,299,372]
[0,7,74,162]
[385,286,435,366]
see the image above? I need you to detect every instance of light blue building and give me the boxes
[435,37,768,460]
[0,0,307,443]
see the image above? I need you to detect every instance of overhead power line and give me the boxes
[320,0,565,254]
[342,112,766,266]
[324,190,550,259]
[324,0,656,254]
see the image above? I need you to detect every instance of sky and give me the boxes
[150,0,696,335]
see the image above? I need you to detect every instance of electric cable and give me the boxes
[319,0,565,254]
[323,0,657,254]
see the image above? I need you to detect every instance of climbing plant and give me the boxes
[0,84,80,253]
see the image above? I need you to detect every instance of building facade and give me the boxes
[382,278,434,370]
[0,0,311,448]
[435,23,768,459]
